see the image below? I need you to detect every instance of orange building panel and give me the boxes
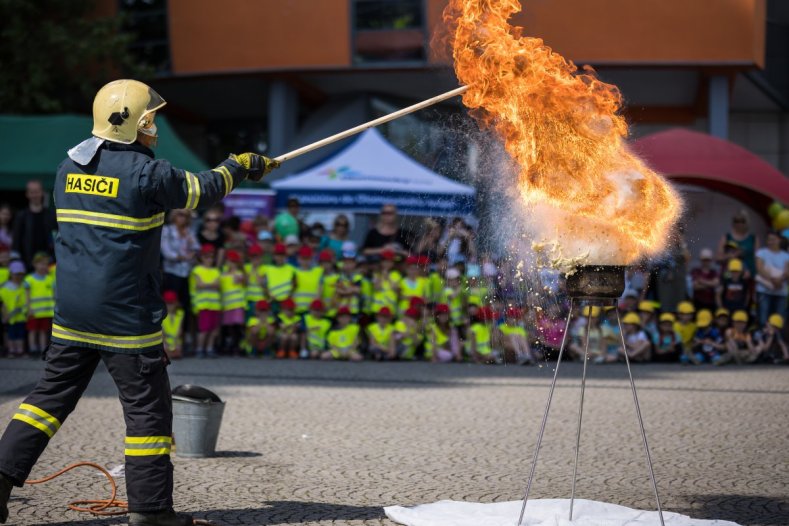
[428,0,765,67]
[169,0,351,74]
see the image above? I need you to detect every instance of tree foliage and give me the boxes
[0,0,153,114]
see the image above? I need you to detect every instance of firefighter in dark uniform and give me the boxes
[0,79,279,525]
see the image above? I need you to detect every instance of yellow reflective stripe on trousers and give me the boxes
[12,403,61,438]
[52,324,162,349]
[212,166,234,196]
[125,435,172,456]
[57,209,165,232]
[184,171,201,210]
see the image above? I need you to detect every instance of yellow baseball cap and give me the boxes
[582,306,601,317]
[677,301,695,314]
[715,308,730,318]
[732,311,748,323]
[768,314,784,329]
[727,258,743,272]
[622,312,641,325]
[638,301,655,313]
[659,312,676,323]
[696,309,713,328]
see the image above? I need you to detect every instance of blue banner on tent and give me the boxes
[275,190,475,217]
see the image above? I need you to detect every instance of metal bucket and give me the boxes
[171,386,225,458]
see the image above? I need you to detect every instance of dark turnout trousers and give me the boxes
[0,343,174,512]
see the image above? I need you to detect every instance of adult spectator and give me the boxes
[161,209,200,314]
[754,231,789,325]
[320,214,352,260]
[413,219,444,262]
[442,217,476,265]
[716,210,759,275]
[274,197,303,242]
[197,205,225,259]
[12,180,56,270]
[690,248,720,312]
[362,204,410,256]
[0,204,12,248]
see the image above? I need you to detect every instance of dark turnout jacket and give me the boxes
[51,141,247,354]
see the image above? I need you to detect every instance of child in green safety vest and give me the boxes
[370,249,401,315]
[220,250,247,355]
[190,244,222,358]
[301,299,331,359]
[394,306,423,360]
[468,306,497,364]
[1,261,28,357]
[245,243,267,315]
[323,306,362,361]
[318,249,339,318]
[425,303,462,363]
[264,243,296,313]
[367,306,396,360]
[276,298,302,359]
[162,290,185,359]
[498,306,534,364]
[293,246,324,314]
[440,268,467,330]
[246,300,275,357]
[335,249,363,317]
[24,252,55,357]
[398,255,428,315]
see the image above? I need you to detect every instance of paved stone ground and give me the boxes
[0,358,787,526]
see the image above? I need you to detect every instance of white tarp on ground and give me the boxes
[271,128,475,217]
[384,499,742,526]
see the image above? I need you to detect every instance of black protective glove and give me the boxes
[229,153,280,181]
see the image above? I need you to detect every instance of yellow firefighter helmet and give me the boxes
[92,79,166,144]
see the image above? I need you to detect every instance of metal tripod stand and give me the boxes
[516,296,665,526]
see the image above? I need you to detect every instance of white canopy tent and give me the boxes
[271,128,475,217]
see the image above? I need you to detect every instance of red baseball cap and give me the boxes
[309,299,325,311]
[435,303,450,315]
[298,246,314,259]
[200,244,216,255]
[337,306,352,316]
[318,249,335,262]
[225,250,242,263]
[255,300,271,311]
[248,244,263,257]
[476,307,497,322]
[405,306,421,318]
[405,255,418,265]
[377,306,393,317]
[417,255,430,266]
[506,307,522,318]
[409,297,425,308]
[163,290,178,304]
[273,243,287,255]
[381,249,396,260]
[281,298,296,310]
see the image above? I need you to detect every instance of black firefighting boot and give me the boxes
[0,472,12,524]
[128,509,193,526]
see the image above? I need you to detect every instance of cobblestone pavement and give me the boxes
[0,358,787,526]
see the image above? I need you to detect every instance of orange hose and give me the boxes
[25,463,214,524]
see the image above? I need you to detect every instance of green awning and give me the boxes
[0,114,209,190]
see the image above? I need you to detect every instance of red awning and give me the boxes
[630,128,789,211]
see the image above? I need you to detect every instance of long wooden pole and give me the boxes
[273,85,469,163]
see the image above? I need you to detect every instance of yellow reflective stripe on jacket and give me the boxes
[220,273,246,310]
[12,403,62,438]
[367,323,394,347]
[52,324,162,349]
[469,323,492,355]
[57,209,165,232]
[124,435,172,456]
[212,166,234,197]
[184,171,201,210]
[304,315,330,350]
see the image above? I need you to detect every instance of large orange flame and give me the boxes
[444,0,681,265]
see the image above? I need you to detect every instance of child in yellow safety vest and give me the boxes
[0,244,10,287]
[367,307,396,360]
[440,268,466,328]
[425,304,462,362]
[220,250,247,355]
[301,299,331,359]
[264,243,296,313]
[323,306,362,361]
[246,300,275,356]
[244,243,267,314]
[394,306,423,360]
[190,244,222,358]
[293,246,324,314]
[398,256,428,315]
[276,298,302,359]
[467,306,497,364]
[318,249,339,318]
[498,307,534,364]
[24,252,55,357]
[370,249,401,315]
[673,301,697,358]
[335,250,363,317]
[1,261,28,357]
[162,290,184,359]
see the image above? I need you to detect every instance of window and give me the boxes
[119,0,170,74]
[353,0,426,64]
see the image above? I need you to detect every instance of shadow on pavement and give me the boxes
[213,450,262,458]
[677,493,789,526]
